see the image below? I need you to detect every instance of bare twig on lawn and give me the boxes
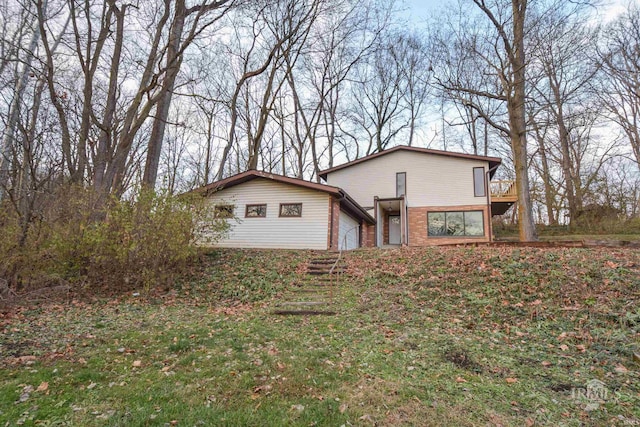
[0,277,17,301]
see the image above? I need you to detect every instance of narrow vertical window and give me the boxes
[473,167,486,197]
[396,172,406,197]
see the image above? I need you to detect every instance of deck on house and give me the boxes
[490,180,517,215]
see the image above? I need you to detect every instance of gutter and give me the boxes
[339,190,376,224]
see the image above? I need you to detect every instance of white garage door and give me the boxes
[339,210,360,250]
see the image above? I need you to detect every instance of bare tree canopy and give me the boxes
[1,0,639,244]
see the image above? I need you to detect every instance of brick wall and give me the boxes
[382,211,389,245]
[361,223,375,247]
[408,204,490,246]
[327,198,341,250]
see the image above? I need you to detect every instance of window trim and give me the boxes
[427,210,485,237]
[245,204,267,218]
[473,167,486,197]
[279,203,303,217]
[396,172,407,198]
[214,204,235,219]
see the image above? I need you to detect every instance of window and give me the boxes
[473,167,486,197]
[396,172,406,197]
[428,211,484,237]
[214,204,234,218]
[245,204,267,218]
[279,203,302,217]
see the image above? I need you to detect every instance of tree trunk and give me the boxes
[0,14,41,201]
[142,0,186,189]
[510,0,537,241]
[93,3,125,198]
[532,121,558,225]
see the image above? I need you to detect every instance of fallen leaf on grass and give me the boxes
[36,382,49,392]
[559,344,569,352]
[541,361,552,367]
[16,385,33,403]
[132,360,142,367]
[359,414,375,424]
[15,355,37,364]
[614,364,628,374]
[505,377,518,384]
[455,376,467,383]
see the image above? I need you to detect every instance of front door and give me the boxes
[389,215,401,245]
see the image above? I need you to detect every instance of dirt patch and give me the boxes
[0,339,36,358]
[548,383,574,392]
[443,348,483,373]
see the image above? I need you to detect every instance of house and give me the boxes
[318,145,511,246]
[193,145,516,250]
[192,170,375,250]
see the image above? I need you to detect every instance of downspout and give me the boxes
[486,164,500,242]
[374,196,379,247]
[329,197,335,250]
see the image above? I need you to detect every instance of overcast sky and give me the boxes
[402,0,637,27]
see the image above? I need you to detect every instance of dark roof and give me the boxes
[318,145,502,180]
[187,170,375,224]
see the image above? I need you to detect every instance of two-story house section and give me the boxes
[319,146,504,246]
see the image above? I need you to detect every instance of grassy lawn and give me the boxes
[1,247,639,426]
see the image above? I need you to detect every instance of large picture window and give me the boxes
[279,203,302,217]
[428,211,484,237]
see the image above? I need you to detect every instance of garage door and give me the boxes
[339,210,360,250]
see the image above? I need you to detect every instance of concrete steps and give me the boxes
[272,253,346,316]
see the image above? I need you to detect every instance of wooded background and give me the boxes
[1,0,639,237]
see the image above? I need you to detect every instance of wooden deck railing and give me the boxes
[490,180,517,201]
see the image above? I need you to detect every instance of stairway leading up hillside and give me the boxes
[272,253,346,315]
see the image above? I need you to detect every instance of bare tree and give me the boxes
[598,6,640,170]
[396,32,432,147]
[215,0,323,180]
[281,0,386,179]
[528,8,600,224]
[349,34,411,155]
[142,0,235,189]
[433,0,542,241]
[0,0,50,201]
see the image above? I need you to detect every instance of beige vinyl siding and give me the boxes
[202,178,330,249]
[326,150,489,208]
